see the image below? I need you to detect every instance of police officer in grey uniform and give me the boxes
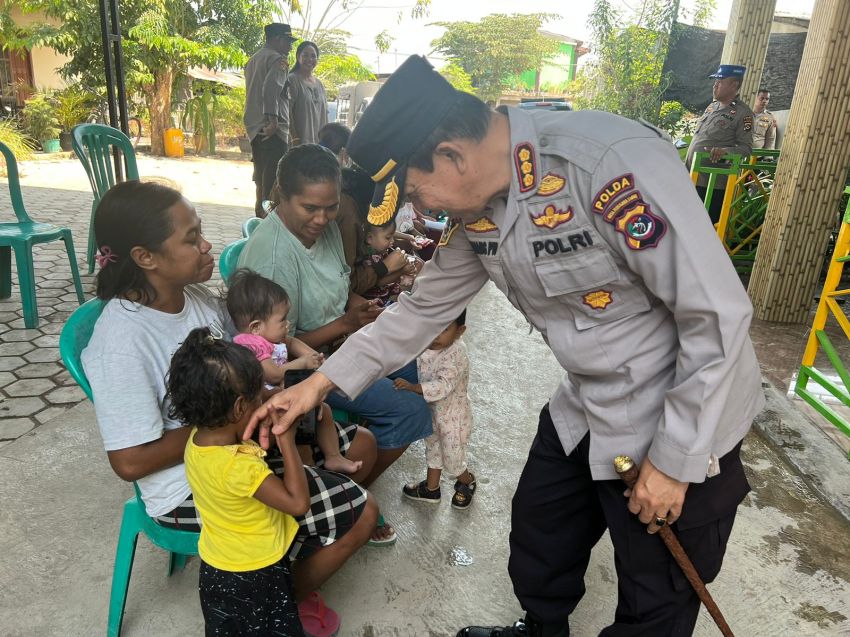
[247,56,764,636]
[686,64,754,223]
[244,23,297,217]
[752,88,777,150]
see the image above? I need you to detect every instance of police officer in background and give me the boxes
[247,56,764,636]
[752,88,778,150]
[686,64,754,223]
[243,23,297,217]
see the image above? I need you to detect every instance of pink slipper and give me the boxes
[298,591,340,637]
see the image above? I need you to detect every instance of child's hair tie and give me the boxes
[206,322,225,344]
[95,246,118,268]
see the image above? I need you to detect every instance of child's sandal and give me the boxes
[452,474,476,510]
[402,479,441,503]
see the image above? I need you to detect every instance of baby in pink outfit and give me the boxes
[226,269,362,475]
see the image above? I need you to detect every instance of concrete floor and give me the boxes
[1,155,850,636]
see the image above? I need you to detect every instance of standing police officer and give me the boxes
[243,23,297,217]
[248,56,764,636]
[752,88,778,150]
[686,64,754,223]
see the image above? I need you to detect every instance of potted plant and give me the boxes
[54,88,94,151]
[22,91,61,153]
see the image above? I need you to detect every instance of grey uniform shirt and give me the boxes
[752,110,776,150]
[321,108,764,483]
[686,98,754,188]
[243,47,290,143]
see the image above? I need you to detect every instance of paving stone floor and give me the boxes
[0,153,256,447]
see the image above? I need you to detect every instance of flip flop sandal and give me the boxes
[367,513,398,547]
[298,591,340,637]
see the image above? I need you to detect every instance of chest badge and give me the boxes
[583,290,613,310]
[514,142,536,193]
[531,204,573,229]
[536,173,566,196]
[465,217,499,233]
[438,218,461,247]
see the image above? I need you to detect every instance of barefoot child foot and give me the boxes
[322,452,363,475]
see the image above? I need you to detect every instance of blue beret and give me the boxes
[709,64,746,79]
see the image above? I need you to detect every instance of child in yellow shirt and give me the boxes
[167,327,310,636]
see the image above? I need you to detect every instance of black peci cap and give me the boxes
[346,55,459,225]
[265,23,297,41]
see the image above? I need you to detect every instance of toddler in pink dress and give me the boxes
[227,269,362,475]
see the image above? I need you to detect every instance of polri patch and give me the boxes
[438,218,460,247]
[514,142,536,193]
[536,173,566,196]
[615,201,667,250]
[532,230,593,258]
[743,116,753,131]
[592,174,634,214]
[531,204,573,229]
[583,290,613,310]
[465,217,499,233]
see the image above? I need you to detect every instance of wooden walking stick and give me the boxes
[614,455,735,637]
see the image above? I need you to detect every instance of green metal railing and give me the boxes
[795,185,850,459]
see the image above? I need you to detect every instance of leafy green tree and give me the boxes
[316,54,375,99]
[5,0,275,155]
[430,13,560,102]
[439,63,474,94]
[571,0,714,125]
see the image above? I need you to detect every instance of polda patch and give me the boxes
[743,116,753,131]
[592,174,635,215]
[583,290,613,310]
[514,142,536,193]
[530,204,574,229]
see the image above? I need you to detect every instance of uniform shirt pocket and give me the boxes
[532,247,652,330]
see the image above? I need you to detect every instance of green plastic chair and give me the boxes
[71,124,139,274]
[59,299,199,637]
[242,216,262,238]
[219,237,247,282]
[0,141,85,328]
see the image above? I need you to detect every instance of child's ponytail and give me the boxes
[167,327,263,428]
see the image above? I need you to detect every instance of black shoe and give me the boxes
[456,619,530,637]
[402,479,441,503]
[452,474,477,509]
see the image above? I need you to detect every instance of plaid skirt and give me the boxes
[155,421,368,560]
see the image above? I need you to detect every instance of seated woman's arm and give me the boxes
[295,292,382,350]
[107,428,192,482]
[87,351,191,482]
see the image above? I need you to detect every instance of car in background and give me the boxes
[518,99,572,112]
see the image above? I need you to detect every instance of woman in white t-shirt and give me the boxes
[81,180,378,622]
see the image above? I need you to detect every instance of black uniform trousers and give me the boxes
[251,135,288,216]
[508,405,749,636]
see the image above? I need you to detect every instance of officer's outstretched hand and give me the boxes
[625,458,689,534]
[244,372,336,449]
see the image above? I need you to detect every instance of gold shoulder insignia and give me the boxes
[514,142,536,193]
[367,177,399,225]
[464,217,499,233]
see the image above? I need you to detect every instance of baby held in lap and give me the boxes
[226,268,362,475]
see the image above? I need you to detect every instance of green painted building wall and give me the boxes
[517,42,575,92]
